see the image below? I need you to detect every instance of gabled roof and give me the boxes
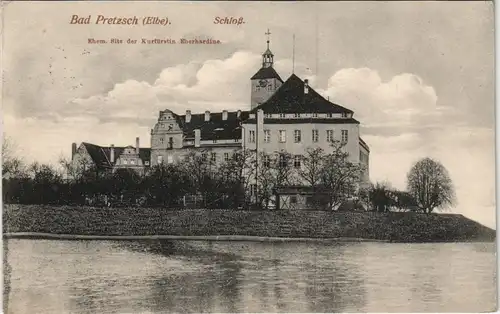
[250,74,353,114]
[250,66,283,82]
[81,143,151,169]
[179,111,249,140]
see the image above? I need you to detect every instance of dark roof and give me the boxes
[243,118,359,125]
[82,143,111,168]
[250,74,353,114]
[81,143,151,169]
[179,111,249,140]
[250,66,283,82]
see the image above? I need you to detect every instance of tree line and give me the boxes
[2,136,456,213]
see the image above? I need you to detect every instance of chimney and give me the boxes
[186,110,191,123]
[256,109,264,153]
[110,144,115,163]
[237,110,241,119]
[136,137,140,154]
[304,79,309,94]
[71,143,77,160]
[222,110,228,121]
[194,129,201,147]
[204,111,210,122]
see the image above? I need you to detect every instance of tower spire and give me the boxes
[292,34,295,74]
[262,28,274,68]
[265,28,271,49]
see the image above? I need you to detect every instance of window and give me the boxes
[264,129,271,143]
[159,138,164,144]
[263,155,270,167]
[249,130,256,143]
[251,184,257,196]
[279,154,287,167]
[267,85,273,91]
[202,153,208,161]
[123,159,128,165]
[131,159,136,165]
[168,137,173,149]
[279,113,286,118]
[312,113,318,118]
[294,155,301,168]
[312,129,319,142]
[327,113,333,118]
[157,155,163,164]
[294,113,300,118]
[341,112,348,118]
[167,155,173,164]
[341,130,348,142]
[145,161,150,166]
[211,152,217,162]
[294,130,301,143]
[265,113,272,118]
[290,196,297,204]
[327,130,334,142]
[224,152,230,161]
[306,196,314,205]
[279,130,286,143]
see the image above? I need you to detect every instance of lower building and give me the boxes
[69,137,151,178]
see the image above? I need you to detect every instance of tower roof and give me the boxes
[263,48,273,56]
[250,66,283,82]
[250,74,354,114]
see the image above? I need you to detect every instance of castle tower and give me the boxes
[250,29,283,109]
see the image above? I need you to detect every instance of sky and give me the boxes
[2,2,495,228]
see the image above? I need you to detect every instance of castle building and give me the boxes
[70,32,370,208]
[69,138,150,177]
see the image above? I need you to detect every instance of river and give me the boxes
[3,239,497,313]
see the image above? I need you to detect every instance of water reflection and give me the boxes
[4,239,497,313]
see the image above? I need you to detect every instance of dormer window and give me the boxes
[312,113,318,118]
[341,113,348,118]
[265,114,272,118]
[327,113,333,118]
[294,113,300,118]
[279,113,286,118]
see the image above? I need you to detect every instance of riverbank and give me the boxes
[3,204,496,242]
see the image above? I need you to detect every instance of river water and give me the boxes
[3,239,497,313]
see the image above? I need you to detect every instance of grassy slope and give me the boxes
[2,204,496,242]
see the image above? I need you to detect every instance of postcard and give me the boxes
[2,1,496,313]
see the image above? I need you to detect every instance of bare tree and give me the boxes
[2,136,25,178]
[407,157,455,213]
[254,152,277,209]
[217,148,255,207]
[297,147,326,187]
[320,141,363,210]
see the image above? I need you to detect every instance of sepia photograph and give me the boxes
[1,1,496,313]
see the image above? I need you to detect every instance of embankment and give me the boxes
[2,204,496,242]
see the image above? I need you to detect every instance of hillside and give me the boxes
[3,205,496,242]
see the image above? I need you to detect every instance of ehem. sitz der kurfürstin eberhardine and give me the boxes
[69,34,370,209]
